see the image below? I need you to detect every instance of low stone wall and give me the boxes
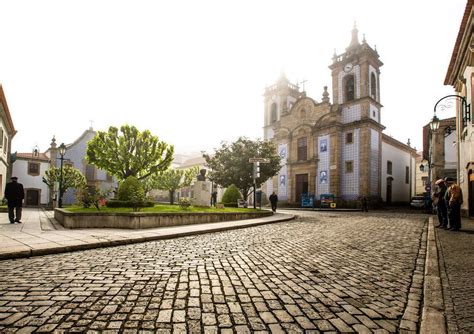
[54,209,273,229]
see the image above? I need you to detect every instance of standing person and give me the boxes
[4,176,24,224]
[360,196,369,212]
[445,177,463,231]
[269,191,278,213]
[433,179,448,228]
[211,189,217,206]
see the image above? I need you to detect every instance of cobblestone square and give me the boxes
[0,212,426,333]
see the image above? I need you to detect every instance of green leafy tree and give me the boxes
[42,166,86,198]
[86,125,174,181]
[203,137,281,200]
[150,167,198,204]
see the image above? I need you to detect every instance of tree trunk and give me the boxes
[169,190,175,205]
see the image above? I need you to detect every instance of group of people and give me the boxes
[432,177,463,231]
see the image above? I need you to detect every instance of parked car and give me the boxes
[410,196,426,209]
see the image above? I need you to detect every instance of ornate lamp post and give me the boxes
[58,143,67,208]
[419,115,440,202]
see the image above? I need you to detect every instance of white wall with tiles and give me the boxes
[340,128,360,198]
[316,135,330,198]
[277,143,288,200]
[370,129,380,196]
[341,105,361,124]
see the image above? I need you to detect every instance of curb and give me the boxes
[420,216,447,333]
[0,214,296,261]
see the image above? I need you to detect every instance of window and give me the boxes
[371,72,377,98]
[344,75,355,102]
[28,162,40,176]
[297,137,307,161]
[345,161,354,173]
[270,103,277,123]
[3,136,7,153]
[405,166,409,184]
[0,129,3,148]
[346,132,353,144]
[387,161,392,175]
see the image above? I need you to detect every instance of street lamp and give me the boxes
[58,143,67,208]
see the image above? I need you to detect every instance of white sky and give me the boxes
[0,0,467,156]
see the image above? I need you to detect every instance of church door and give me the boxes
[386,177,393,205]
[295,174,309,204]
[26,189,40,206]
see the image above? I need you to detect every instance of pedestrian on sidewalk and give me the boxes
[433,179,448,228]
[4,176,24,224]
[445,177,463,231]
[269,191,278,213]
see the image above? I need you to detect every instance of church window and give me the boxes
[344,75,355,102]
[405,166,409,184]
[387,161,393,175]
[297,137,307,161]
[345,161,354,173]
[346,132,353,144]
[28,162,40,176]
[371,73,377,99]
[270,103,277,123]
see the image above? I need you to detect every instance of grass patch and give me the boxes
[65,204,262,214]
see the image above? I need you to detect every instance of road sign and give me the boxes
[249,158,270,163]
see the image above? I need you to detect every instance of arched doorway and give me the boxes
[386,177,393,205]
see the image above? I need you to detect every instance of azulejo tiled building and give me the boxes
[264,25,416,205]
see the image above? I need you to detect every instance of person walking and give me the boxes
[4,176,24,224]
[269,191,278,213]
[445,177,463,231]
[433,179,448,228]
[360,195,369,212]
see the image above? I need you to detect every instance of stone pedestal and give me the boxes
[192,181,212,207]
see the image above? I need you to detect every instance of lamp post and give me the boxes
[419,115,440,205]
[58,143,67,208]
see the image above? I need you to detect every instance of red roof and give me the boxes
[16,152,50,162]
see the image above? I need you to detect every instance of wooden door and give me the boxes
[295,174,309,204]
[26,189,40,206]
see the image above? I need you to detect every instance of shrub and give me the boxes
[106,200,155,208]
[221,184,241,206]
[118,176,143,201]
[178,197,191,210]
[77,186,111,210]
[118,176,146,211]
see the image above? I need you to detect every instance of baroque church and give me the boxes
[264,25,416,204]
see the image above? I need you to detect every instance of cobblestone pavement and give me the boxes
[0,212,426,333]
[437,216,474,334]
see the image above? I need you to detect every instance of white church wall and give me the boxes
[381,141,412,203]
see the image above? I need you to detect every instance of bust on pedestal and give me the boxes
[192,169,212,207]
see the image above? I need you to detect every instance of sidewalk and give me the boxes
[436,216,474,333]
[0,208,296,260]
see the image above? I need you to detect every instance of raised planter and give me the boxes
[54,209,273,229]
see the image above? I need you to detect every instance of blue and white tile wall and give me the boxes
[370,129,380,196]
[317,135,330,198]
[277,143,288,200]
[340,129,360,199]
[341,105,361,124]
[370,103,379,123]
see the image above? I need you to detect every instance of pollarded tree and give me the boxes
[86,125,174,181]
[203,137,281,200]
[42,165,87,198]
[150,166,198,204]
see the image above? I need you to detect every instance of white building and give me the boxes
[12,151,51,206]
[0,85,16,197]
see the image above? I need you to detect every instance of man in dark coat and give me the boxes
[269,191,278,213]
[4,176,24,224]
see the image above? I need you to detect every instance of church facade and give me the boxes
[263,26,416,205]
